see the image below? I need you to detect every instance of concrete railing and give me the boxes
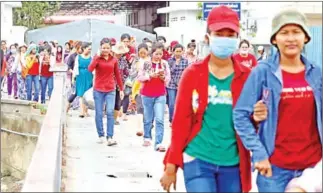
[21,66,68,192]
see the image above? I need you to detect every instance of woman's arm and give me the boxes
[233,65,269,163]
[88,56,99,73]
[72,55,80,80]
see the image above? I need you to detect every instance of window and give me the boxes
[171,17,177,22]
[166,13,169,27]
[133,12,138,25]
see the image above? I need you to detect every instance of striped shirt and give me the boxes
[167,57,189,89]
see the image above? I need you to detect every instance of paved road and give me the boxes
[63,109,258,192]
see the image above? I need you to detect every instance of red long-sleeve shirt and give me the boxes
[88,55,123,92]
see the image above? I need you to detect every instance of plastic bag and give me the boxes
[83,87,94,110]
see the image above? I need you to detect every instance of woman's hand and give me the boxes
[120,91,124,100]
[253,100,268,122]
[160,164,177,192]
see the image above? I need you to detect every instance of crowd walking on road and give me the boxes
[0,5,321,193]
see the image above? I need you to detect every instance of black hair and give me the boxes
[57,45,63,53]
[14,43,18,48]
[143,39,152,44]
[29,41,34,44]
[1,40,7,44]
[138,43,149,52]
[100,38,111,46]
[65,42,71,48]
[239,39,250,48]
[151,42,164,53]
[121,33,131,41]
[157,36,166,42]
[44,41,48,44]
[9,44,16,49]
[173,44,184,52]
[187,42,196,48]
[43,45,52,54]
[191,39,196,43]
[81,42,91,50]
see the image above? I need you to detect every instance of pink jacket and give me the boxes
[137,59,170,86]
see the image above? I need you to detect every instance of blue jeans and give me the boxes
[142,95,166,148]
[93,89,116,138]
[26,75,40,102]
[166,88,177,123]
[256,164,303,192]
[183,157,241,192]
[40,76,54,104]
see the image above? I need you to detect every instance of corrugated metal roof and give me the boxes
[305,26,322,69]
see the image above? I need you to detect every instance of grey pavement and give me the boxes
[62,109,258,192]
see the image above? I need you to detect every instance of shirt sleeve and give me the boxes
[114,59,124,91]
[137,61,151,82]
[73,55,80,76]
[88,56,99,73]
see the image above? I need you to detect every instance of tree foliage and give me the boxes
[196,2,203,20]
[13,1,60,30]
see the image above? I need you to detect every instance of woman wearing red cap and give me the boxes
[160,5,267,193]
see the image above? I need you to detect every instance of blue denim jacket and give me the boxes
[233,52,322,164]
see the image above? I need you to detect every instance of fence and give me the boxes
[21,66,67,192]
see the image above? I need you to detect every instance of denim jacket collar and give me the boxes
[264,52,317,84]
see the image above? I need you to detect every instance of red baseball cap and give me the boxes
[110,38,116,45]
[207,5,240,33]
[170,41,179,49]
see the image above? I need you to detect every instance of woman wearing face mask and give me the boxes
[137,42,170,151]
[160,6,267,193]
[130,43,151,136]
[88,38,124,146]
[13,44,28,100]
[72,42,93,118]
[233,9,322,192]
[233,39,257,69]
[6,44,18,99]
[25,44,40,102]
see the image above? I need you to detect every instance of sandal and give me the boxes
[156,146,166,152]
[142,140,151,147]
[79,115,85,118]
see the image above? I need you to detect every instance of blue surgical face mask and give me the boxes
[209,36,238,59]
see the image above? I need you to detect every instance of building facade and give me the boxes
[1,2,27,45]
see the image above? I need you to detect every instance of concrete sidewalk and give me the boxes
[63,110,258,192]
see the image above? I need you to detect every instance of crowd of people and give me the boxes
[0,5,321,193]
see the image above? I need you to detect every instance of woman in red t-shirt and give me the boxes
[137,42,170,151]
[40,48,55,104]
[233,39,257,69]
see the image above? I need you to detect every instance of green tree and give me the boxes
[13,1,60,30]
[196,2,203,20]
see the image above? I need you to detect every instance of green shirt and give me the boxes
[185,72,239,166]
